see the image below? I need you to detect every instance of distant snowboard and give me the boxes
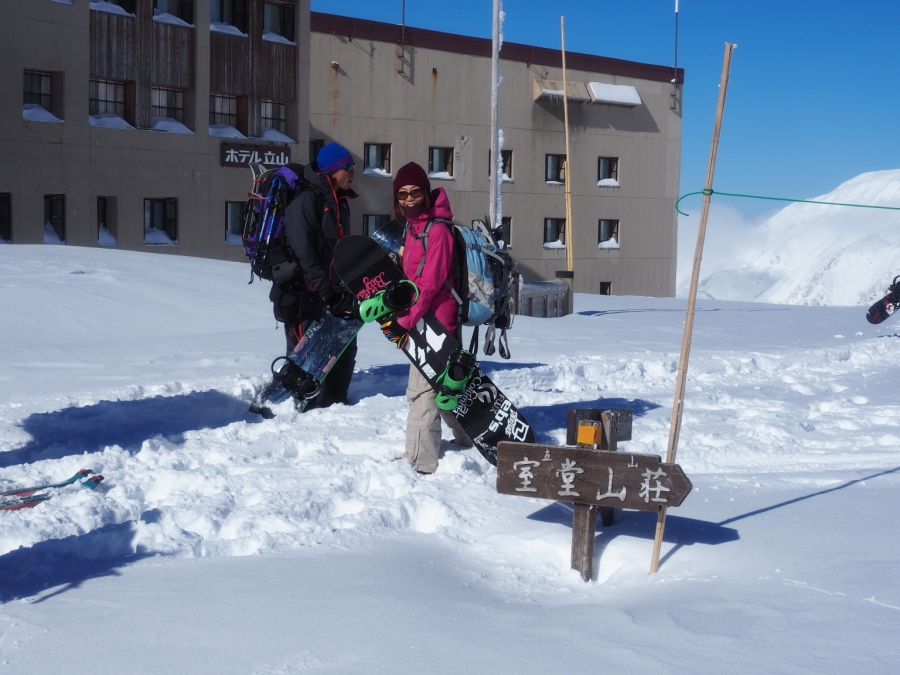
[866,276,900,324]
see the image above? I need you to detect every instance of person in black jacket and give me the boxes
[270,142,358,407]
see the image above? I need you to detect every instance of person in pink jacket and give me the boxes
[381,162,472,474]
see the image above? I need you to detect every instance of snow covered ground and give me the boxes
[678,169,900,306]
[1,246,898,673]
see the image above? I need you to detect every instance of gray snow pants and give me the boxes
[404,365,472,473]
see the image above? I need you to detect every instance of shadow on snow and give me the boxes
[0,521,150,604]
[578,307,791,318]
[2,390,256,468]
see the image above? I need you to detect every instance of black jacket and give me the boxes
[269,165,357,323]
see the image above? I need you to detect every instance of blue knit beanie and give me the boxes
[316,142,353,174]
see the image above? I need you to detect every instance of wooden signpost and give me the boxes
[496,420,692,582]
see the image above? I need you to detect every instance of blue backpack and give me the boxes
[416,218,518,358]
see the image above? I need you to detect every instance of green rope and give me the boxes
[675,189,900,217]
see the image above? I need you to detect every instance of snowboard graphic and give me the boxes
[866,276,900,325]
[333,233,535,465]
[250,311,363,418]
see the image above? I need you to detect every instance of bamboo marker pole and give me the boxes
[560,16,574,274]
[649,42,736,574]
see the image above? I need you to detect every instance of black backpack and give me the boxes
[241,162,314,286]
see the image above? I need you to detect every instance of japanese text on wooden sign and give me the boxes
[221,143,291,169]
[496,442,692,511]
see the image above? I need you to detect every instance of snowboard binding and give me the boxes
[359,280,419,323]
[271,357,321,401]
[434,349,478,411]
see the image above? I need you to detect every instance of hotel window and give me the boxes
[545,154,566,183]
[309,138,324,164]
[598,157,619,185]
[599,219,619,244]
[151,87,184,122]
[0,194,11,243]
[496,216,511,247]
[97,196,118,246]
[263,2,295,42]
[23,70,52,111]
[155,0,193,22]
[90,79,127,119]
[489,149,513,180]
[428,147,454,177]
[210,93,239,129]
[225,201,244,245]
[543,218,566,245]
[364,144,391,175]
[144,198,178,245]
[44,195,65,244]
[261,99,286,133]
[363,214,390,237]
[211,0,246,30]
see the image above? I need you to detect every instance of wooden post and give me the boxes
[649,42,736,575]
[571,503,598,582]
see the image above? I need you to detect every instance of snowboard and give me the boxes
[866,276,900,324]
[333,233,535,465]
[250,311,363,418]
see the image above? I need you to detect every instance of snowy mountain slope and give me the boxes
[1,246,899,674]
[680,169,900,305]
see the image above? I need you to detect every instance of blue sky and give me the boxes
[312,0,900,220]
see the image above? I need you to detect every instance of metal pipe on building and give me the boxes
[489,0,502,228]
[560,16,574,274]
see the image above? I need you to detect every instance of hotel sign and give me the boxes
[221,143,291,169]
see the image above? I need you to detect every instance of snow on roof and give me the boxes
[262,30,295,45]
[90,1,133,16]
[209,124,247,139]
[427,171,454,180]
[151,117,194,135]
[153,10,193,28]
[23,104,63,124]
[89,113,135,130]
[256,127,295,144]
[533,79,590,102]
[587,82,642,106]
[597,178,620,188]
[211,22,248,37]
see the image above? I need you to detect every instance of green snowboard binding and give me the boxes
[435,349,478,411]
[359,280,419,323]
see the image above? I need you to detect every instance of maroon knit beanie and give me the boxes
[392,162,432,196]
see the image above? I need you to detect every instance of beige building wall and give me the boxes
[0,0,310,262]
[308,16,682,297]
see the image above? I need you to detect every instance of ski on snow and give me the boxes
[0,470,104,511]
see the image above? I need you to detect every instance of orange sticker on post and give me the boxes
[576,422,602,446]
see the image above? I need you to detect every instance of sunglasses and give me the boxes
[340,163,355,173]
[396,188,425,201]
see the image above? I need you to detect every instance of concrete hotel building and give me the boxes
[0,0,683,296]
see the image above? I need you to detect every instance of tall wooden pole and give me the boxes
[560,16,574,273]
[649,42,736,574]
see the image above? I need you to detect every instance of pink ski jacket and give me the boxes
[396,188,458,336]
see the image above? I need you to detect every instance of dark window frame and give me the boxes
[428,146,454,177]
[309,138,325,165]
[489,149,513,180]
[144,198,178,244]
[151,86,185,123]
[155,0,193,22]
[90,78,128,120]
[598,219,620,244]
[497,216,512,247]
[599,282,612,295]
[261,98,287,133]
[543,217,566,245]
[44,194,66,243]
[362,214,390,237]
[364,143,392,174]
[0,193,11,243]
[263,1,295,42]
[209,93,240,129]
[23,70,52,110]
[545,154,566,183]
[225,201,244,245]
[598,157,619,182]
